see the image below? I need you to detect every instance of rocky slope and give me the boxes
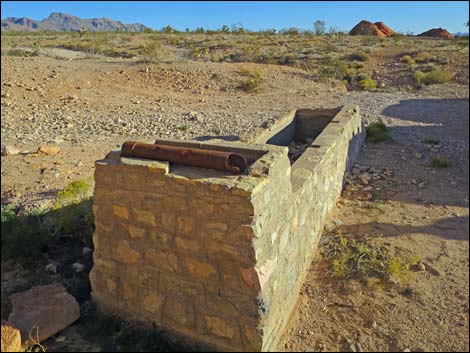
[1,12,147,32]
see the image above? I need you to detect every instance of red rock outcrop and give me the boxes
[374,22,395,36]
[418,28,454,39]
[349,20,395,37]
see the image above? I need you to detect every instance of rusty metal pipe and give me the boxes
[121,141,247,174]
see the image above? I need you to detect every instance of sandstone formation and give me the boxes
[1,323,22,352]
[349,20,395,37]
[374,22,395,36]
[418,28,454,39]
[8,283,80,344]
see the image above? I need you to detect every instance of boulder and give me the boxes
[1,322,22,352]
[8,283,80,344]
[37,145,61,156]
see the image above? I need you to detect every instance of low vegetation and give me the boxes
[79,302,193,352]
[347,51,369,62]
[1,204,51,266]
[240,68,264,93]
[412,68,454,86]
[1,179,94,266]
[366,120,390,142]
[430,156,451,168]
[356,73,376,90]
[422,137,440,145]
[323,235,418,286]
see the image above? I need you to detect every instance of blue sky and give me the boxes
[1,1,469,34]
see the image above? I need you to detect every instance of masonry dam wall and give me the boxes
[90,105,364,351]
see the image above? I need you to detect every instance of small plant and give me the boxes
[412,69,454,86]
[367,120,390,142]
[53,179,93,238]
[176,124,189,132]
[357,74,376,90]
[431,156,450,168]
[323,236,415,286]
[347,51,369,62]
[1,204,51,266]
[422,137,440,145]
[240,68,263,93]
[401,55,416,65]
[210,127,221,135]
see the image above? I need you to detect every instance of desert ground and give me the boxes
[1,31,469,352]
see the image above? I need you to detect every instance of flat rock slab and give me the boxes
[1,322,22,352]
[8,283,80,344]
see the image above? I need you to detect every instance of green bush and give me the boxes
[53,180,94,238]
[367,120,390,142]
[412,69,453,86]
[357,74,376,90]
[401,55,416,65]
[1,204,51,266]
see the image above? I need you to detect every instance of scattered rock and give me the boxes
[1,322,22,352]
[45,263,58,274]
[8,283,80,344]
[414,152,423,159]
[416,263,426,272]
[359,174,370,186]
[37,145,61,156]
[1,145,20,156]
[72,262,84,273]
[82,247,92,256]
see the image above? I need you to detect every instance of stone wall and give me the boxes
[90,105,364,351]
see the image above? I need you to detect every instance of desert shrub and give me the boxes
[1,204,51,266]
[412,69,454,86]
[321,58,350,80]
[277,53,298,65]
[176,124,189,132]
[414,52,433,63]
[190,46,209,59]
[357,74,376,90]
[1,48,39,57]
[240,68,263,93]
[430,156,450,168]
[53,180,94,239]
[401,55,416,65]
[323,236,415,285]
[422,137,440,145]
[367,120,390,142]
[139,41,173,63]
[347,51,369,62]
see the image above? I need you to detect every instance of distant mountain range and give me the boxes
[453,32,469,37]
[1,12,147,32]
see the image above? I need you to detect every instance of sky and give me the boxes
[1,1,469,34]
